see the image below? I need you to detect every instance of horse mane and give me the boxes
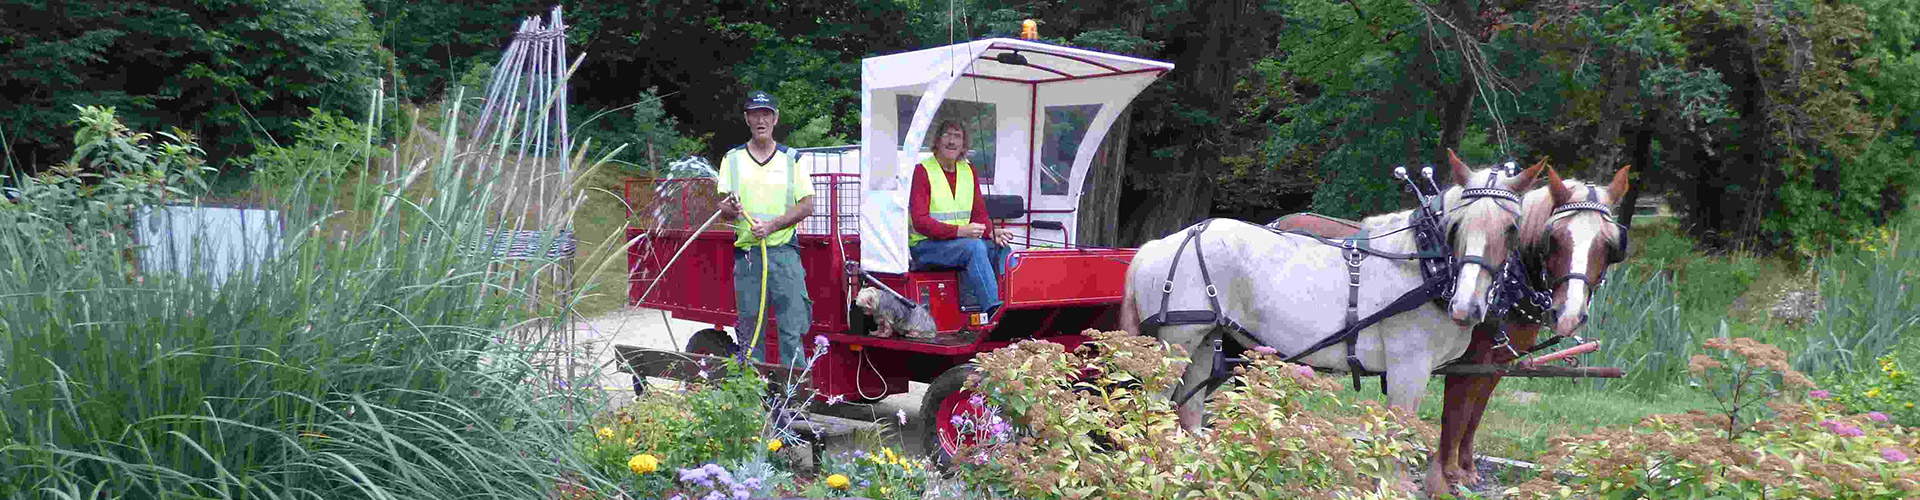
[1517,178,1620,251]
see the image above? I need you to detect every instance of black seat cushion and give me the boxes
[983,194,1025,219]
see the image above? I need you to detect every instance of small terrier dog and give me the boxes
[853,286,938,339]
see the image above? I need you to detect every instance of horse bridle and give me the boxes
[1545,188,1628,292]
[1446,172,1524,300]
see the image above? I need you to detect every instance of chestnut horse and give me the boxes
[1430,166,1632,496]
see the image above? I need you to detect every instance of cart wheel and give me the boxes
[685,328,737,356]
[921,363,987,470]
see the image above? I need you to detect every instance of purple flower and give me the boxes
[698,370,710,379]
[730,484,751,500]
[1296,365,1315,378]
[669,496,685,500]
[1809,390,1831,399]
[679,467,708,484]
[701,491,725,500]
[1868,411,1890,422]
[969,393,986,407]
[743,478,762,490]
[853,450,866,458]
[897,409,908,425]
[1253,346,1277,354]
[1884,448,1910,463]
[1818,419,1863,436]
[815,335,830,348]
[702,463,732,484]
[1183,473,1195,482]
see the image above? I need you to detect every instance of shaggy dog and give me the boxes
[853,287,938,340]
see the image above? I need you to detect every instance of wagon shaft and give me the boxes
[613,345,813,388]
[1430,364,1624,378]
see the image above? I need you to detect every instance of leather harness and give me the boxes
[1139,172,1541,406]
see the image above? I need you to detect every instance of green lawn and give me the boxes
[1316,379,1719,464]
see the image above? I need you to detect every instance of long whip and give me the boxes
[633,198,731,305]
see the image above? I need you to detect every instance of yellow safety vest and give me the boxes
[910,157,975,246]
[718,144,812,248]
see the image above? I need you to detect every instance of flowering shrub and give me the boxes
[1513,337,1920,499]
[1823,354,1919,427]
[949,330,1430,499]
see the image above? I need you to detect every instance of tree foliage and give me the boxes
[0,0,384,169]
[7,0,1915,253]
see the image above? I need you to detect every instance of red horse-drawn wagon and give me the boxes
[616,37,1174,460]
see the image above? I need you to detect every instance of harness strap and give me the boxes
[1341,237,1367,392]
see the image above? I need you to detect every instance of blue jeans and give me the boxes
[910,238,1011,314]
[734,244,811,367]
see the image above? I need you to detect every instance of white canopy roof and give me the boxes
[858,38,1175,274]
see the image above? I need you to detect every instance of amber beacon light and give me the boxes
[1021,19,1038,40]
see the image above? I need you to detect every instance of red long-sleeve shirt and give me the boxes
[909,164,993,240]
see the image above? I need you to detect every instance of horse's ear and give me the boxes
[1448,148,1472,186]
[1508,158,1546,191]
[1608,165,1632,205]
[1547,165,1572,205]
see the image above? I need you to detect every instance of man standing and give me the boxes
[716,90,815,366]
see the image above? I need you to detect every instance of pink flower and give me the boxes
[1884,448,1910,463]
[1809,390,1831,399]
[1868,411,1889,422]
[1253,346,1277,354]
[1820,419,1841,432]
[1296,365,1315,378]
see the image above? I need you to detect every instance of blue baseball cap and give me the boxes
[745,91,778,112]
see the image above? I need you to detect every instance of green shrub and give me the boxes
[1514,338,1920,499]
[232,108,390,201]
[951,330,1430,499]
[1823,354,1920,428]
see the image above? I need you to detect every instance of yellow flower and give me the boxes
[1868,388,1882,398]
[825,474,850,490]
[597,427,615,440]
[767,439,784,452]
[883,448,899,464]
[628,454,658,474]
[625,437,638,447]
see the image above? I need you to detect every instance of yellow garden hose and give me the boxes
[742,211,769,364]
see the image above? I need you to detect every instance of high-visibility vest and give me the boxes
[910,157,975,246]
[718,143,810,248]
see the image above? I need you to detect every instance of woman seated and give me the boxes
[909,120,1014,318]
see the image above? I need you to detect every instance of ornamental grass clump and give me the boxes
[1512,337,1920,499]
[950,329,1430,499]
[0,100,635,498]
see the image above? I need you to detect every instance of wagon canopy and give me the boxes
[858,38,1174,274]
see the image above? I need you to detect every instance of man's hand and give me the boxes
[958,223,987,239]
[719,196,742,219]
[992,227,1015,247]
[751,220,776,239]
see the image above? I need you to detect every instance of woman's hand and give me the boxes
[992,227,1015,247]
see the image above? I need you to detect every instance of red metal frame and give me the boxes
[625,172,1134,401]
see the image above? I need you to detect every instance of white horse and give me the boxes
[1120,152,1543,430]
